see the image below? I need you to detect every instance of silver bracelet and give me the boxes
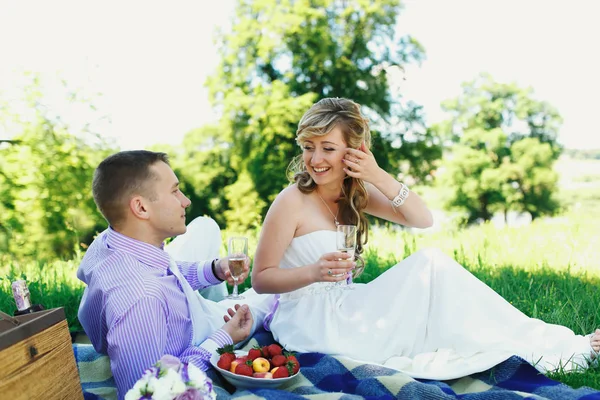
[391,182,410,208]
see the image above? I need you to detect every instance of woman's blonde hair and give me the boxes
[287,97,371,278]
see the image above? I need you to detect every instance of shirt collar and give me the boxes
[105,227,171,271]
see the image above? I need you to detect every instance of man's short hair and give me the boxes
[92,150,169,227]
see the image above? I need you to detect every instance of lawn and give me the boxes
[1,209,599,388]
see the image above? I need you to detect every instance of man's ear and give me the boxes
[130,195,150,220]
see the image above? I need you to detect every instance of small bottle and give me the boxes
[12,280,44,316]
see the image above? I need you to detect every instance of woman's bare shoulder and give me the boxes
[262,184,307,235]
[273,183,306,207]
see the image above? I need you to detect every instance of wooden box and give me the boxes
[0,308,83,399]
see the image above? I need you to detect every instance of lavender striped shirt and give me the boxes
[77,228,232,399]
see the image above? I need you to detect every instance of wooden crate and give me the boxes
[0,308,83,400]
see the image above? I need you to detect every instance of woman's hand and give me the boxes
[312,252,356,283]
[343,141,386,185]
[215,256,251,286]
[347,141,434,229]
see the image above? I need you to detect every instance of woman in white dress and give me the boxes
[251,97,600,379]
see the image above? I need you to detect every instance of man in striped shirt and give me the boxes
[77,150,254,399]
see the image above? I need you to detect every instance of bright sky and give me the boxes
[0,0,598,150]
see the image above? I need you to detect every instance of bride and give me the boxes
[250,97,600,379]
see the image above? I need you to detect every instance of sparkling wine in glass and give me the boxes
[336,225,357,289]
[225,236,248,300]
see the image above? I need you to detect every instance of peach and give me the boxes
[270,366,279,374]
[252,357,270,373]
[229,361,239,373]
[253,372,273,379]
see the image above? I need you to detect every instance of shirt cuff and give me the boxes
[199,329,234,354]
[199,259,222,286]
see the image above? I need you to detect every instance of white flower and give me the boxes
[151,382,173,400]
[171,377,187,395]
[187,363,209,387]
[126,357,216,400]
[145,375,159,395]
[124,381,144,400]
[163,368,186,395]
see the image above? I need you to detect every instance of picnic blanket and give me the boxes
[73,328,600,399]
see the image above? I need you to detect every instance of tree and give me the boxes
[190,0,441,229]
[439,74,562,223]
[161,125,237,228]
[510,138,560,220]
[0,74,115,259]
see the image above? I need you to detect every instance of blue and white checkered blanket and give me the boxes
[73,329,600,399]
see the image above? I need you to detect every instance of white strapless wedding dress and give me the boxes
[268,230,592,380]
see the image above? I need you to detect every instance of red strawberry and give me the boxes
[284,352,298,363]
[235,361,254,377]
[216,345,236,370]
[222,352,236,361]
[272,366,289,378]
[267,344,283,357]
[286,358,300,375]
[247,347,262,361]
[271,354,287,367]
[217,353,235,370]
[261,345,270,358]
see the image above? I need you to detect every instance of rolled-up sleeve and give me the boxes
[179,260,221,290]
[180,328,234,370]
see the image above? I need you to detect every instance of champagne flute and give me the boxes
[336,225,357,290]
[225,236,248,300]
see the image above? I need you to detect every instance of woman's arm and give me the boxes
[364,180,433,228]
[344,143,434,229]
[251,186,354,294]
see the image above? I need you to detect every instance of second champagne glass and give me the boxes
[336,225,357,290]
[225,236,248,300]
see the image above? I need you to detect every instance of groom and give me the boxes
[77,150,264,400]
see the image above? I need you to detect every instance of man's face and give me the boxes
[144,161,191,241]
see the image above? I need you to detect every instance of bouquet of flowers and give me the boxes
[125,355,217,400]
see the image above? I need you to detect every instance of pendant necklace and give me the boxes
[317,192,339,227]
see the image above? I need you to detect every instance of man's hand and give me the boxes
[222,304,253,344]
[214,256,251,286]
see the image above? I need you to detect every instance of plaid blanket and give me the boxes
[73,328,600,399]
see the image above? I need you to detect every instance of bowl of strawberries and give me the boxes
[211,343,301,389]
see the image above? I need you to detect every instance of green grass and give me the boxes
[0,256,85,332]
[2,211,600,389]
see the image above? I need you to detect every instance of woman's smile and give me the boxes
[312,166,331,174]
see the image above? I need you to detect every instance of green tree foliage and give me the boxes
[439,74,562,223]
[223,170,267,233]
[0,76,115,259]
[160,125,237,228]
[510,138,560,220]
[188,0,441,229]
